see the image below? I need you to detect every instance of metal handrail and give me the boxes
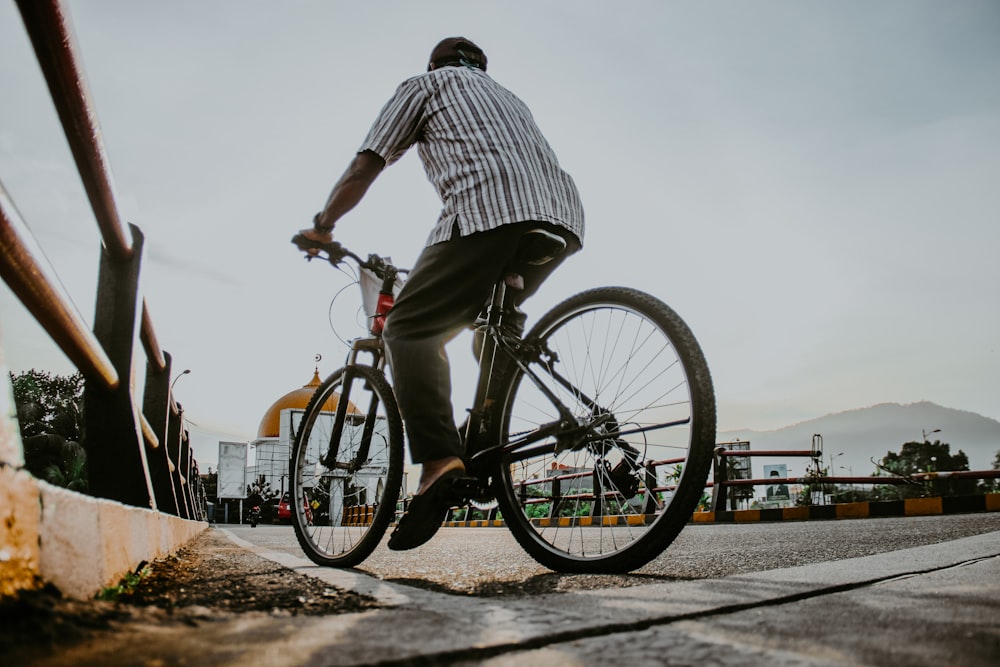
[140,413,159,450]
[0,183,119,391]
[140,299,167,372]
[4,0,201,516]
[716,449,818,458]
[15,0,133,261]
[710,442,1000,511]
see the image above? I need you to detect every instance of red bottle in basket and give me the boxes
[371,291,394,335]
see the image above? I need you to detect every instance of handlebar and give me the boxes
[291,233,404,281]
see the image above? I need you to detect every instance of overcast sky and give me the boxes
[2,1,998,469]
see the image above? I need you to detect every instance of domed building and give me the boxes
[222,368,394,526]
[245,369,359,501]
[255,369,344,441]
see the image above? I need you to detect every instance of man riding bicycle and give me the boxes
[297,37,584,550]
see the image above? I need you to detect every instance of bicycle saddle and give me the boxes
[514,228,567,266]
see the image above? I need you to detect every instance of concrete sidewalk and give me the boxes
[28,527,1000,666]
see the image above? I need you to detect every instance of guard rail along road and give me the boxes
[0,0,206,600]
[705,435,1000,522]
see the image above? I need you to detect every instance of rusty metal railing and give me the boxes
[15,0,133,262]
[0,185,119,391]
[2,0,204,520]
[397,438,1000,526]
[710,439,1000,512]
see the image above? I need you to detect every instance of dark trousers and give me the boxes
[382,221,580,464]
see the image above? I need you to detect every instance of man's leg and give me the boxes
[508,222,582,312]
[383,222,579,550]
[479,223,582,399]
[383,223,537,469]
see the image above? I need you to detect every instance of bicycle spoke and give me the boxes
[290,366,403,568]
[493,288,715,573]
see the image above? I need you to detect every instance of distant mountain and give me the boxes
[718,402,1000,478]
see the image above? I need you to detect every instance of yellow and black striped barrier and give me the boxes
[697,493,1000,524]
[436,493,1000,528]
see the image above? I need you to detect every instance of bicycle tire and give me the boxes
[492,286,716,573]
[290,364,404,568]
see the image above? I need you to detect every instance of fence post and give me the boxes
[590,467,603,517]
[642,462,659,514]
[190,461,205,521]
[179,424,194,518]
[710,446,728,512]
[142,351,181,515]
[548,476,562,518]
[83,224,155,508]
[166,404,189,519]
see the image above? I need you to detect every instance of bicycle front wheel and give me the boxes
[290,364,404,568]
[493,287,716,573]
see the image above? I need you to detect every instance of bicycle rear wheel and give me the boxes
[290,364,404,567]
[493,287,715,573]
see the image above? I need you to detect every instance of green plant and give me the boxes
[9,370,84,440]
[524,502,551,519]
[879,440,977,498]
[695,492,711,512]
[95,566,149,602]
[10,370,88,491]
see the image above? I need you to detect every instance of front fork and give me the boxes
[320,337,387,471]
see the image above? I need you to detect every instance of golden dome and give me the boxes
[256,370,359,439]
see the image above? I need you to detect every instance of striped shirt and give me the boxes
[358,66,585,246]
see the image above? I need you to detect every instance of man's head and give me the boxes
[428,37,487,72]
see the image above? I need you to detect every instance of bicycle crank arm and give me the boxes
[446,475,487,506]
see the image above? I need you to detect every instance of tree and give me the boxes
[796,463,838,506]
[983,450,1000,494]
[9,370,88,491]
[10,370,84,440]
[879,440,976,498]
[201,467,218,503]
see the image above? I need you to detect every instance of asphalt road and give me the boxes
[228,512,1000,595]
[21,512,999,666]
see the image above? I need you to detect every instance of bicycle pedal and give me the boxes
[447,475,483,502]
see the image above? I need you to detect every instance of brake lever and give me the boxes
[290,234,346,264]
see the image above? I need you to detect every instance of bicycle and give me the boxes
[288,229,716,573]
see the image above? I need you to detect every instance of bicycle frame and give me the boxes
[294,234,688,501]
[463,279,587,469]
[463,278,695,483]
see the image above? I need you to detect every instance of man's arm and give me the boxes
[304,150,386,240]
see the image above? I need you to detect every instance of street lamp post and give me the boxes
[840,465,854,501]
[170,368,191,393]
[921,455,939,497]
[921,430,941,496]
[827,452,843,505]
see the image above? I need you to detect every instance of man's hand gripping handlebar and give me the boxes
[291,234,404,284]
[291,233,350,265]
